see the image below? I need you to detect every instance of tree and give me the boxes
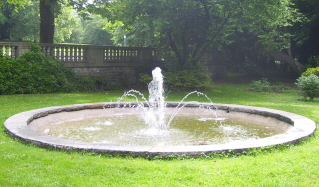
[54,6,81,43]
[0,0,39,41]
[106,0,304,72]
[0,0,15,40]
[10,0,39,42]
[291,0,319,67]
[82,15,112,45]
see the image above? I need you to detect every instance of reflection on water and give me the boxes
[44,113,285,146]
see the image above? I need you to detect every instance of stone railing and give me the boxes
[0,42,30,58]
[1,42,227,80]
[0,42,162,67]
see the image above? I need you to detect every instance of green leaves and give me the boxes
[0,48,72,94]
[295,74,319,101]
[164,70,212,90]
[106,0,303,70]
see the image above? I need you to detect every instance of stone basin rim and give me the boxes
[4,102,317,157]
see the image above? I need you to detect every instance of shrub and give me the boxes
[250,78,272,92]
[138,70,212,90]
[249,78,289,93]
[0,46,77,94]
[16,51,70,93]
[295,74,319,101]
[138,73,153,86]
[302,67,319,77]
[0,56,20,94]
[164,70,212,90]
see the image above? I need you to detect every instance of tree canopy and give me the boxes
[1,0,318,74]
[105,0,305,71]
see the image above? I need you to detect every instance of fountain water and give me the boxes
[144,67,166,130]
[118,67,216,133]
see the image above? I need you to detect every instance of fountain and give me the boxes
[4,67,317,157]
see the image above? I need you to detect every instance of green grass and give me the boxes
[1,84,319,186]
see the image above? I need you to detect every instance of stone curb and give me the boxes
[4,102,317,157]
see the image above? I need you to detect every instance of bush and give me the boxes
[0,46,103,94]
[138,70,212,90]
[0,56,20,94]
[295,74,319,101]
[138,73,153,86]
[17,51,70,93]
[249,78,288,93]
[249,78,272,92]
[164,70,212,90]
[302,67,319,77]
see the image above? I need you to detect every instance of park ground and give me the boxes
[0,73,318,186]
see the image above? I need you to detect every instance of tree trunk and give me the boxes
[40,0,56,43]
[270,51,303,75]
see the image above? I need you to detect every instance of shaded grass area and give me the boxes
[1,84,319,186]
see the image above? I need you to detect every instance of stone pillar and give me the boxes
[85,46,105,64]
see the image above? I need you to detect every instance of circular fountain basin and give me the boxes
[4,102,317,157]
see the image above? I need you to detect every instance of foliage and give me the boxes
[0,47,121,94]
[0,49,71,94]
[139,69,212,91]
[8,0,39,42]
[255,1,305,52]
[64,74,118,92]
[301,67,319,77]
[249,78,289,93]
[54,6,82,43]
[138,73,153,86]
[290,0,319,65]
[104,0,304,70]
[295,74,319,101]
[164,70,212,91]
[250,78,272,92]
[82,15,113,45]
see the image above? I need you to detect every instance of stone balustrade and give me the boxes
[1,42,227,80]
[0,42,165,84]
[0,42,162,66]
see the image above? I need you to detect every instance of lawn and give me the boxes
[0,83,318,186]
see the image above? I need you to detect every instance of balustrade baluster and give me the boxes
[83,47,87,62]
[136,50,139,61]
[11,46,16,58]
[65,47,68,61]
[46,47,51,57]
[41,47,46,56]
[61,47,65,61]
[124,49,127,61]
[78,47,82,62]
[110,48,114,61]
[104,48,110,62]
[48,47,53,57]
[73,47,77,62]
[5,46,10,56]
[119,49,124,60]
[55,47,60,60]
[69,47,73,61]
[73,47,77,61]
